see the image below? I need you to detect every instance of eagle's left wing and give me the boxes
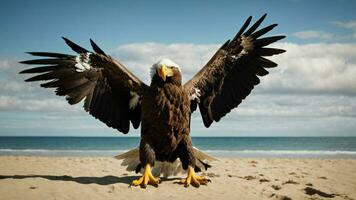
[184,14,286,128]
[20,38,147,134]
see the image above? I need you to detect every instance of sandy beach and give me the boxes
[0,156,355,200]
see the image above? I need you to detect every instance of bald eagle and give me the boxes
[20,14,285,188]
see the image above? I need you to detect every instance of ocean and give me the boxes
[0,137,356,159]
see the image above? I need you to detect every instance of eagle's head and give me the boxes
[150,58,182,85]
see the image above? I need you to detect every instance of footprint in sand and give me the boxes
[243,175,257,180]
[259,178,270,183]
[271,185,281,190]
[203,172,220,178]
[269,193,292,200]
[282,180,299,185]
[304,187,335,198]
[249,160,258,164]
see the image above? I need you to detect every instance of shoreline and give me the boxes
[0,156,355,199]
[1,150,356,159]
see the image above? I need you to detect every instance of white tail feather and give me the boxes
[115,147,217,178]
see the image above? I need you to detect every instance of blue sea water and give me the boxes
[0,137,356,158]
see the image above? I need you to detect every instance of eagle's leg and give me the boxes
[178,136,210,187]
[180,165,210,187]
[131,164,160,187]
[131,140,160,188]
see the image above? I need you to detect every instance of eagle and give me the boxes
[20,14,285,188]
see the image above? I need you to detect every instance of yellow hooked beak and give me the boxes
[156,64,173,81]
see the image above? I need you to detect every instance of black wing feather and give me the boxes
[26,52,75,58]
[254,36,286,47]
[254,48,286,56]
[90,39,107,56]
[256,57,278,68]
[19,59,74,65]
[244,13,267,36]
[62,37,89,54]
[251,24,278,39]
[233,16,252,40]
[19,66,58,74]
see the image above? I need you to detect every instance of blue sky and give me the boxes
[1,0,356,136]
[1,0,355,56]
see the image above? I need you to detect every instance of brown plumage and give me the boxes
[19,14,285,188]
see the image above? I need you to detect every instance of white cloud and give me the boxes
[330,20,356,41]
[111,42,220,83]
[331,20,356,31]
[0,81,27,92]
[0,59,12,70]
[0,95,81,112]
[234,94,356,118]
[264,42,356,95]
[0,58,68,95]
[111,42,356,96]
[2,41,356,136]
[292,30,333,40]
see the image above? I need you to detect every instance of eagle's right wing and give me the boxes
[20,38,148,134]
[184,14,285,128]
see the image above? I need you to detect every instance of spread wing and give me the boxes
[20,37,148,134]
[184,14,286,127]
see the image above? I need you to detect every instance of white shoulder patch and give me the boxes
[190,88,201,103]
[129,92,140,109]
[75,53,92,72]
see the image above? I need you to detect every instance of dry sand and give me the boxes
[0,156,355,200]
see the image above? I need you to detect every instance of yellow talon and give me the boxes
[131,164,160,188]
[180,166,210,187]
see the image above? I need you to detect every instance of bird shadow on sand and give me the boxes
[0,174,139,186]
